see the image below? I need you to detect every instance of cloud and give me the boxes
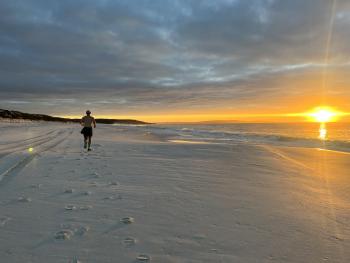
[0,0,350,116]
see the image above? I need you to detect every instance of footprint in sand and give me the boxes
[123,237,137,246]
[92,172,101,178]
[69,258,82,263]
[103,195,122,200]
[65,205,77,211]
[120,217,134,224]
[61,223,90,235]
[18,196,32,203]
[109,181,119,186]
[193,234,206,240]
[89,182,98,187]
[83,191,92,196]
[30,183,43,189]
[76,226,90,236]
[64,189,75,194]
[0,217,11,227]
[79,205,93,210]
[55,229,74,240]
[136,254,151,261]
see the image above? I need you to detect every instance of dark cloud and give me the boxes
[0,0,349,116]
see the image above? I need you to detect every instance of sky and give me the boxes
[0,0,350,122]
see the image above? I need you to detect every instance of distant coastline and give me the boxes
[0,109,151,125]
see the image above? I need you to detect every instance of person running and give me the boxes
[81,110,96,151]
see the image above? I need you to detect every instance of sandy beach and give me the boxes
[0,122,349,263]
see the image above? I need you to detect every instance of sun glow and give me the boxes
[307,107,340,123]
[60,106,350,123]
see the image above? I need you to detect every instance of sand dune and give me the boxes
[0,122,349,262]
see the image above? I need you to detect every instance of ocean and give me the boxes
[142,122,350,153]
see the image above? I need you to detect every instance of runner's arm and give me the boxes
[93,118,96,128]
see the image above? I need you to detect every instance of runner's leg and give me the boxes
[88,136,92,149]
[84,135,88,148]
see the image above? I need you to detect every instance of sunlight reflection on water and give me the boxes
[319,123,327,140]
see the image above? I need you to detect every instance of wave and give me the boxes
[143,125,350,153]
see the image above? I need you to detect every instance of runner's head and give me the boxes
[86,110,91,116]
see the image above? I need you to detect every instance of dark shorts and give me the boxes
[81,127,93,137]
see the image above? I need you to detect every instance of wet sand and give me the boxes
[0,122,349,262]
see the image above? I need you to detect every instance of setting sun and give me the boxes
[307,107,340,123]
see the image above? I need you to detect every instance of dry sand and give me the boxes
[0,122,349,262]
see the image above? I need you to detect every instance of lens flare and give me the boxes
[28,147,34,153]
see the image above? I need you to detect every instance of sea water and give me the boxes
[142,122,350,153]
